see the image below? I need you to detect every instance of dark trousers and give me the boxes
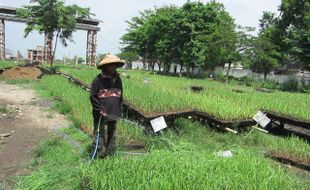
[93,119,117,158]
[101,121,116,155]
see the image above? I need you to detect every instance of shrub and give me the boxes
[260,80,279,90]
[280,77,299,92]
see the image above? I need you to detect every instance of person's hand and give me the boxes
[99,111,107,117]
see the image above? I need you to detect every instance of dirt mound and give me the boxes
[1,66,42,80]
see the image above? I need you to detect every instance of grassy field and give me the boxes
[33,75,310,157]
[0,60,21,69]
[1,63,309,189]
[3,74,307,189]
[13,132,310,190]
[56,64,310,121]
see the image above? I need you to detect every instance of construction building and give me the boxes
[28,46,44,63]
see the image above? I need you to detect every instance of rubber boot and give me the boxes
[98,136,107,158]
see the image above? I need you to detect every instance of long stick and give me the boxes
[252,125,269,133]
[224,127,238,134]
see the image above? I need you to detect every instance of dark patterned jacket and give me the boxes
[90,72,123,123]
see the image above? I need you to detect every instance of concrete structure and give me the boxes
[28,46,44,63]
[274,62,303,74]
[86,30,97,65]
[215,67,310,84]
[17,50,23,61]
[0,5,101,65]
[0,19,4,60]
[224,62,243,70]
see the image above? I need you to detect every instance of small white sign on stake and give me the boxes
[253,111,271,128]
[143,78,149,85]
[150,116,168,132]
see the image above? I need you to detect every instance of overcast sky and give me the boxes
[1,0,281,60]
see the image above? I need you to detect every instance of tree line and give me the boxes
[120,0,310,79]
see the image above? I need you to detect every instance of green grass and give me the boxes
[12,119,310,190]
[5,71,309,189]
[0,106,10,113]
[38,75,93,131]
[0,60,21,69]
[56,65,310,121]
[32,74,147,146]
[13,129,86,190]
[20,70,310,160]
[81,149,306,190]
[5,79,33,85]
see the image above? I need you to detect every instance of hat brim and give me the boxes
[97,61,125,69]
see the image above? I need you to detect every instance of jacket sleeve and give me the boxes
[90,78,105,112]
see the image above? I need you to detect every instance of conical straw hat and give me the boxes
[97,54,125,69]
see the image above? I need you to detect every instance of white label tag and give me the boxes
[150,116,168,132]
[217,150,233,158]
[143,78,149,84]
[253,111,271,128]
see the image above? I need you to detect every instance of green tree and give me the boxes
[177,3,209,74]
[97,53,108,63]
[277,0,310,69]
[243,12,281,80]
[77,57,84,64]
[208,9,238,82]
[121,9,155,69]
[251,36,281,80]
[238,26,256,69]
[17,0,90,66]
[117,51,139,69]
[151,6,178,72]
[121,1,237,75]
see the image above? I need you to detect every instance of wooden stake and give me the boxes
[224,127,238,134]
[252,125,269,133]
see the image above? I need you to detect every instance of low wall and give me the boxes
[215,67,310,84]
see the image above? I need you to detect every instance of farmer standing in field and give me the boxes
[90,54,125,158]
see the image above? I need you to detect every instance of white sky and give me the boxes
[0,0,281,60]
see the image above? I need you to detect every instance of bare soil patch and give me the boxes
[0,82,71,189]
